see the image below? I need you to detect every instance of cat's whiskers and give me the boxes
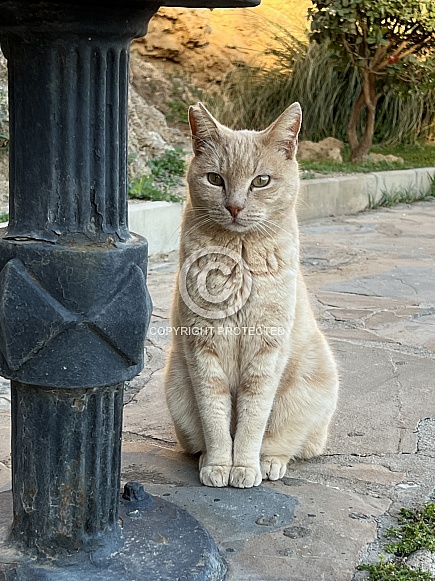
[255,217,278,235]
[261,220,277,234]
[262,218,289,235]
[257,221,277,238]
[184,207,210,215]
[297,198,310,209]
[254,222,273,239]
[184,217,215,238]
[186,215,213,229]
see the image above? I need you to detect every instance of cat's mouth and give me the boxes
[222,218,253,233]
[226,223,247,232]
[205,207,255,233]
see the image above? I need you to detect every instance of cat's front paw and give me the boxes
[260,455,288,481]
[229,465,262,488]
[200,465,231,487]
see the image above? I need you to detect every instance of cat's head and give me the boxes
[186,102,302,234]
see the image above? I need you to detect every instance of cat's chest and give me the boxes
[180,236,298,330]
[242,242,285,276]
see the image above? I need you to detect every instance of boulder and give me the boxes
[366,153,404,164]
[298,137,344,162]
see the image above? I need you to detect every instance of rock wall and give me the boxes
[132,0,311,85]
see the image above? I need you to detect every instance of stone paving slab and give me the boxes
[120,440,391,581]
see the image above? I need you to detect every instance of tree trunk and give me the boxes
[348,71,378,162]
[347,90,365,154]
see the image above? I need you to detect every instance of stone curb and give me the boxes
[297,166,435,221]
[2,168,434,256]
[128,200,183,256]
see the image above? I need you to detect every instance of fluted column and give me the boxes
[5,37,130,242]
[11,382,123,554]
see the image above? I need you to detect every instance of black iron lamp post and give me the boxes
[0,1,259,579]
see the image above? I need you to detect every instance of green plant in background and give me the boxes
[309,0,435,161]
[357,503,435,580]
[385,504,435,556]
[368,174,435,208]
[205,37,361,138]
[358,561,432,580]
[147,147,186,187]
[369,187,435,210]
[128,147,186,203]
[204,33,435,149]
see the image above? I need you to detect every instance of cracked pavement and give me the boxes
[0,201,434,580]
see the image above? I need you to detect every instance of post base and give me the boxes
[0,482,227,581]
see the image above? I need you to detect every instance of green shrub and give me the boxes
[147,147,186,187]
[358,561,432,580]
[385,504,435,557]
[204,31,435,145]
[128,148,186,203]
[357,504,435,580]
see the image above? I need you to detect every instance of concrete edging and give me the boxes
[129,167,435,256]
[297,166,435,221]
[128,200,183,256]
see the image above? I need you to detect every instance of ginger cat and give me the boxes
[164,102,338,488]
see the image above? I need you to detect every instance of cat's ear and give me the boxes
[263,102,302,159]
[188,102,221,155]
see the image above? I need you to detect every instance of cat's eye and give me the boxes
[251,175,271,188]
[207,172,224,187]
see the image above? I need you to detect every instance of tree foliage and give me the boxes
[309,0,435,160]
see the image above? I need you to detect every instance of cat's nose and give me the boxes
[226,205,244,219]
